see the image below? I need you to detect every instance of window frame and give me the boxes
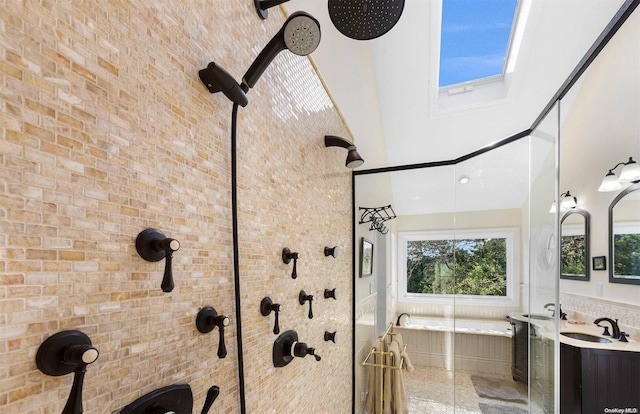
[398,227,520,307]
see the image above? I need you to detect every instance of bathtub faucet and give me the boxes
[396,313,410,326]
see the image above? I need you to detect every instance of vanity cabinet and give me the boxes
[561,342,640,413]
[509,317,528,384]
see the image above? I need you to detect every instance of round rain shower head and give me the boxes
[328,0,405,40]
[284,13,322,56]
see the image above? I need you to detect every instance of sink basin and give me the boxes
[522,314,553,321]
[561,332,612,343]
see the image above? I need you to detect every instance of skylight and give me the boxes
[439,0,518,88]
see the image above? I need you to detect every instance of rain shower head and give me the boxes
[328,0,405,40]
[242,11,321,90]
[325,135,364,168]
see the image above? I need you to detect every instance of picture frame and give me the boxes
[359,237,374,277]
[592,256,606,271]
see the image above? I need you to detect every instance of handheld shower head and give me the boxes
[242,11,321,90]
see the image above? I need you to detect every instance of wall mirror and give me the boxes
[560,208,590,281]
[609,183,640,285]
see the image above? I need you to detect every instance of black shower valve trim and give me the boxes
[299,290,314,319]
[260,297,282,335]
[282,247,299,279]
[136,228,180,292]
[324,288,337,300]
[196,306,229,359]
[324,246,339,258]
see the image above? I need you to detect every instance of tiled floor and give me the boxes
[404,366,529,413]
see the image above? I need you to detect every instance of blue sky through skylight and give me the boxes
[439,0,518,87]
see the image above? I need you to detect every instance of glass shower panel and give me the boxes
[452,138,532,411]
[390,166,457,412]
[528,102,560,414]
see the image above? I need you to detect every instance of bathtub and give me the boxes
[396,316,513,376]
[403,316,513,338]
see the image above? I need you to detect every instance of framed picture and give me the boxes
[359,237,374,277]
[592,256,606,271]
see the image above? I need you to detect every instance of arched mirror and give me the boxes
[560,208,590,281]
[609,183,640,285]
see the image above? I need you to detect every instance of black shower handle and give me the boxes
[282,248,298,279]
[212,315,229,359]
[136,229,180,293]
[260,297,282,335]
[153,238,179,292]
[299,290,313,319]
[273,305,281,335]
[201,385,220,414]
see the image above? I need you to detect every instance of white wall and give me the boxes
[559,11,640,306]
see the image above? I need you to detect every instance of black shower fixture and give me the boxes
[196,306,230,359]
[324,331,338,343]
[328,0,405,40]
[199,11,320,105]
[36,330,99,414]
[299,290,314,319]
[136,228,180,292]
[260,297,282,335]
[324,288,337,300]
[324,246,339,258]
[324,135,364,168]
[254,0,405,42]
[282,247,299,279]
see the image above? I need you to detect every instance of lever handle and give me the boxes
[597,325,611,336]
[619,332,629,342]
[282,248,299,279]
[213,315,229,358]
[273,307,280,335]
[299,290,313,319]
[158,238,179,292]
[201,385,220,414]
[136,229,180,292]
[260,297,282,334]
[196,306,229,358]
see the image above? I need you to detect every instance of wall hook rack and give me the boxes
[358,205,396,234]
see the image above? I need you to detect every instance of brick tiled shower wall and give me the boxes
[0,1,353,413]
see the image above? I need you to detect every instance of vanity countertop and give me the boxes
[507,312,640,352]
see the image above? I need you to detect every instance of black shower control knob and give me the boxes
[64,344,99,365]
[293,341,319,360]
[154,237,180,253]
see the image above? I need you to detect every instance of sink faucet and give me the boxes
[396,313,410,326]
[544,303,555,317]
[594,317,621,339]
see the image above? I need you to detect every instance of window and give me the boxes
[439,0,519,87]
[398,228,519,306]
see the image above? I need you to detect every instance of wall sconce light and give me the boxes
[324,135,364,168]
[549,191,577,213]
[598,157,640,192]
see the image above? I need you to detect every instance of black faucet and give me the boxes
[594,317,621,339]
[544,303,555,317]
[396,313,410,326]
